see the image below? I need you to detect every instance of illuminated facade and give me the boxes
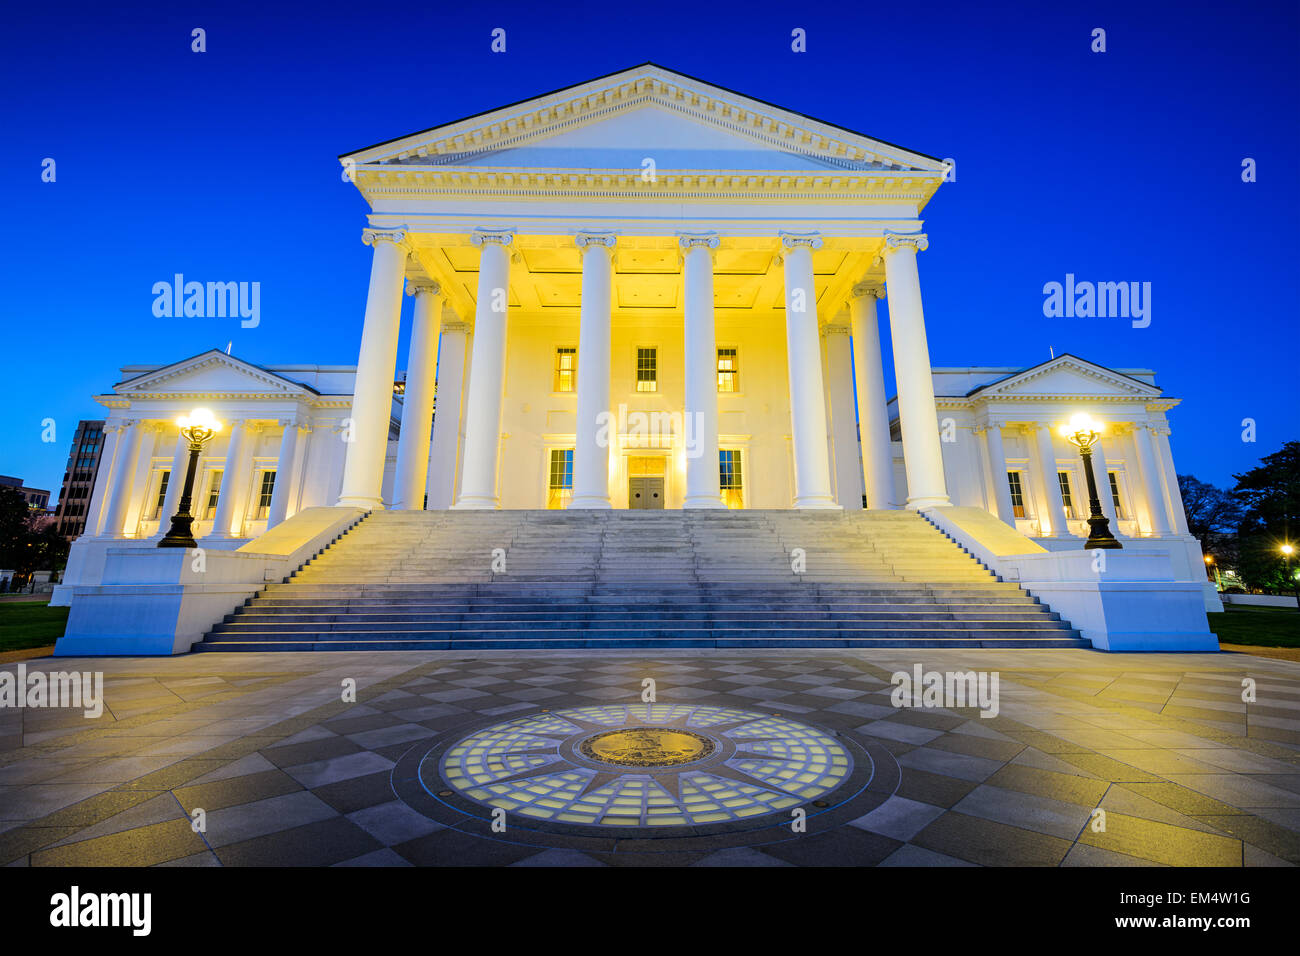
[52,65,1209,618]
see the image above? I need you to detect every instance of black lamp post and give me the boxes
[1059,413,1122,550]
[158,409,221,549]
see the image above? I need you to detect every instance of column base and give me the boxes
[336,495,385,511]
[907,496,952,510]
[451,496,499,510]
[793,496,842,510]
[568,496,612,509]
[684,496,728,509]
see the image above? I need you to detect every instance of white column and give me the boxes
[454,230,513,509]
[1132,424,1175,536]
[823,321,863,508]
[848,282,897,510]
[156,432,188,531]
[122,423,160,535]
[571,232,616,509]
[1153,427,1190,534]
[85,422,123,537]
[99,419,143,537]
[680,234,725,509]
[780,233,837,509]
[1031,424,1070,536]
[880,232,950,510]
[266,419,303,528]
[1090,437,1121,527]
[393,281,443,510]
[427,318,469,510]
[982,424,1016,526]
[209,419,253,538]
[337,228,409,510]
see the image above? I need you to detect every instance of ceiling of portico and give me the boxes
[408,234,884,324]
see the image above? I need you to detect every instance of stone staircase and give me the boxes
[195,509,1088,651]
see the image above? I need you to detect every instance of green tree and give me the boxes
[1232,441,1300,593]
[0,486,70,585]
[1178,474,1243,561]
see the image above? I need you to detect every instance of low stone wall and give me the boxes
[55,507,365,656]
[923,506,1219,652]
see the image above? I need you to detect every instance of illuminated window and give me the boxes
[636,347,657,392]
[152,470,170,520]
[547,449,573,510]
[554,347,576,392]
[255,470,276,519]
[720,449,744,509]
[204,471,223,519]
[717,348,739,392]
[1057,471,1075,518]
[1006,471,1026,519]
[1108,472,1125,519]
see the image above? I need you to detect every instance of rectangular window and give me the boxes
[204,471,223,519]
[1108,471,1125,519]
[152,470,170,520]
[547,449,573,510]
[1007,471,1026,519]
[636,347,657,393]
[719,449,744,509]
[554,347,576,393]
[1057,471,1075,518]
[717,348,739,393]
[255,470,276,519]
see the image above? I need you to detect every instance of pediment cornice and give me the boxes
[966,356,1162,403]
[115,350,318,398]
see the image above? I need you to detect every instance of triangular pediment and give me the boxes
[115,349,318,397]
[970,355,1162,401]
[342,63,945,176]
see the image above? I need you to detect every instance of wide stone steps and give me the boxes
[196,509,1088,651]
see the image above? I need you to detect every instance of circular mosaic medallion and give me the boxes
[434,703,853,829]
[579,727,714,767]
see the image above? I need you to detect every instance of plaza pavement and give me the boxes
[1,648,1297,867]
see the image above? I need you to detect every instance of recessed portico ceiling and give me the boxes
[409,233,876,323]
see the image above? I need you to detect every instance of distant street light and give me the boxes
[1058,413,1122,550]
[1283,543,1300,610]
[158,409,222,549]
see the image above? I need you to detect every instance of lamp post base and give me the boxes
[1084,515,1122,550]
[158,515,197,549]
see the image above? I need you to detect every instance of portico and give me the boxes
[335,64,954,513]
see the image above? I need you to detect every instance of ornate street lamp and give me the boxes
[1057,413,1122,550]
[158,408,222,549]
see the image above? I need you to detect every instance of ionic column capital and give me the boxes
[780,228,821,248]
[405,279,442,298]
[850,281,886,301]
[821,322,851,339]
[441,316,472,335]
[877,231,929,260]
[361,228,410,252]
[471,229,515,247]
[677,231,720,250]
[576,231,618,250]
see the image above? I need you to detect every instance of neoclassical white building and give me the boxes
[53,64,1209,613]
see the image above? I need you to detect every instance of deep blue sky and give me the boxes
[2,0,1296,500]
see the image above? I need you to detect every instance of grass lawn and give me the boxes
[1209,603,1300,648]
[0,601,68,652]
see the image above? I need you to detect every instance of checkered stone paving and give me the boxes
[1,649,1299,867]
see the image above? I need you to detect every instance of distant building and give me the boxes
[51,421,107,539]
[0,474,51,511]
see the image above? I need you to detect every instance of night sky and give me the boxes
[2,0,1295,500]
